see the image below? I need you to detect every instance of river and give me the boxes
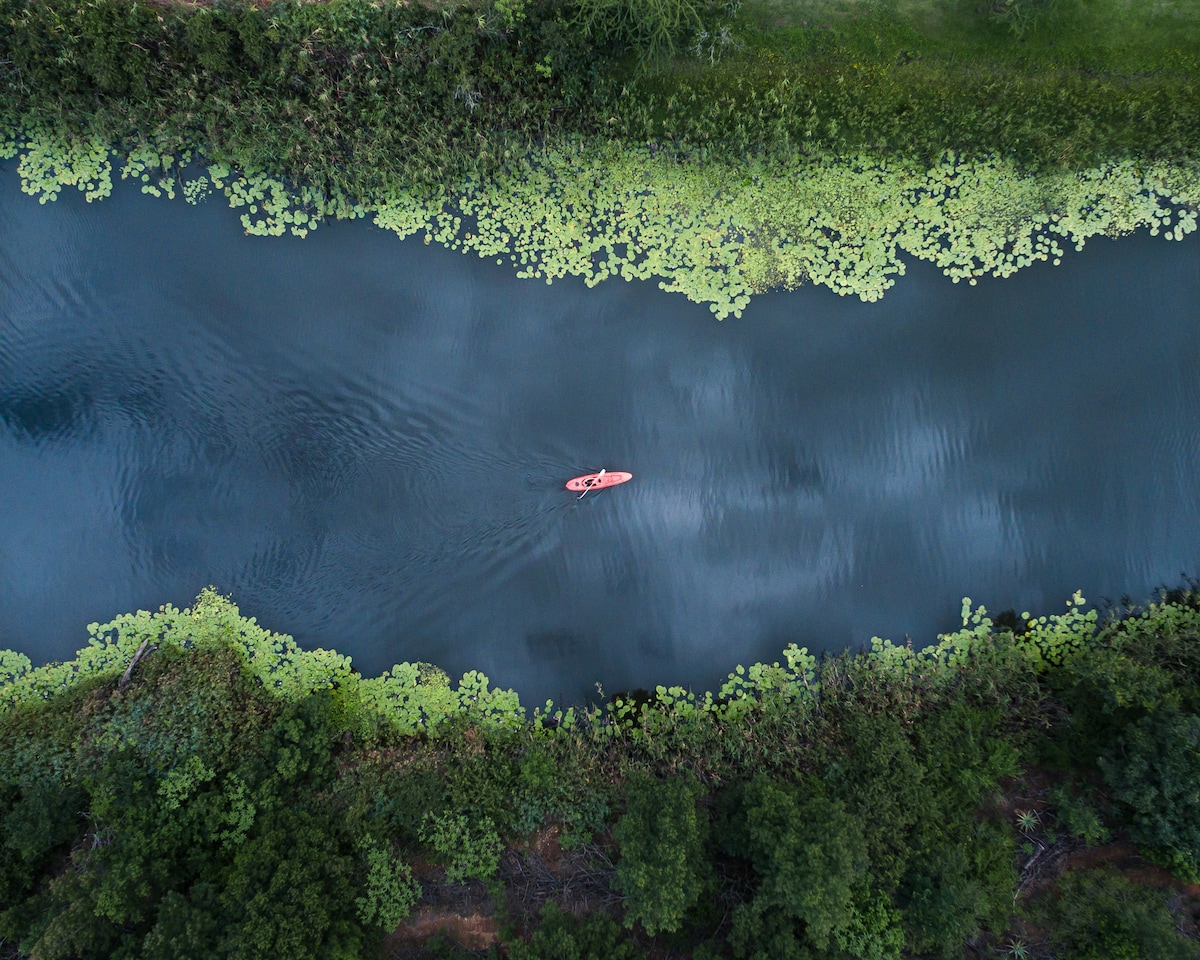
[2,172,1198,704]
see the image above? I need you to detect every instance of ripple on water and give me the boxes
[3,176,1200,702]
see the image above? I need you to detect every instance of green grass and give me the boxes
[611,0,1200,170]
[738,0,1200,69]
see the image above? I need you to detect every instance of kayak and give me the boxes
[566,471,633,492]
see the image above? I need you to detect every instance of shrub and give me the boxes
[612,772,708,935]
[898,820,1014,958]
[567,0,714,63]
[1100,706,1200,881]
[816,710,930,892]
[1048,784,1111,847]
[420,811,504,883]
[508,902,641,960]
[512,739,609,844]
[1035,867,1200,960]
[718,774,869,956]
[446,745,519,830]
[988,0,1056,38]
[355,842,421,930]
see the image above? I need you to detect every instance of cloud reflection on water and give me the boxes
[1,173,1198,704]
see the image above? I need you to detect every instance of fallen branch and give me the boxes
[119,640,154,692]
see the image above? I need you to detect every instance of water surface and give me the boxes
[2,173,1198,704]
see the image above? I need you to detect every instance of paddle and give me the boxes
[577,468,606,500]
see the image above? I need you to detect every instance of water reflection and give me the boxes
[1,172,1198,704]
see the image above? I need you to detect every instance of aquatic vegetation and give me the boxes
[12,129,112,203]
[0,588,525,737]
[302,147,1200,316]
[4,128,1198,316]
[3,0,1196,194]
[0,585,1172,745]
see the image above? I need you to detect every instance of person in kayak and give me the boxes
[579,468,606,498]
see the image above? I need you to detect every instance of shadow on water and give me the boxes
[1,169,1199,704]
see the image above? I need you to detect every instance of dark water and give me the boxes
[2,172,1199,705]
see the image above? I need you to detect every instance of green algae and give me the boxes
[6,127,1198,318]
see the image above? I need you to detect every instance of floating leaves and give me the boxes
[5,129,1199,317]
[15,128,113,203]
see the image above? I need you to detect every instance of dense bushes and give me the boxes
[612,773,707,935]
[1,0,1197,201]
[718,775,872,957]
[1035,868,1200,960]
[1100,706,1200,882]
[2,587,1200,957]
[0,653,368,958]
[0,0,607,192]
[508,903,642,960]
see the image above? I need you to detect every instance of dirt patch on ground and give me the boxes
[516,824,567,877]
[381,828,623,956]
[385,907,500,955]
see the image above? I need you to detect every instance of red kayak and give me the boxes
[566,471,632,492]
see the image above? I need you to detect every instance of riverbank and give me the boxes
[2,587,1199,958]
[2,0,1198,314]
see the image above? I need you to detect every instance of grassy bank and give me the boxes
[1,0,1198,314]
[2,587,1200,958]
[619,0,1200,168]
[3,0,1198,185]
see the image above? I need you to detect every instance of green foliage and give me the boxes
[719,774,869,956]
[445,743,519,831]
[0,588,526,744]
[898,820,1015,958]
[6,132,1200,318]
[492,0,531,29]
[1050,589,1200,768]
[217,808,363,959]
[0,649,31,686]
[512,739,609,842]
[508,902,642,960]
[157,755,217,810]
[1100,705,1200,881]
[988,0,1057,39]
[1034,868,1200,960]
[887,704,1018,956]
[349,760,448,848]
[1048,784,1111,847]
[914,702,1020,810]
[831,890,905,960]
[420,810,504,883]
[568,0,715,63]
[612,772,708,935]
[355,842,421,930]
[816,711,928,892]
[0,0,608,193]
[0,781,87,943]
[0,588,1198,958]
[0,682,367,959]
[1,0,1198,316]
